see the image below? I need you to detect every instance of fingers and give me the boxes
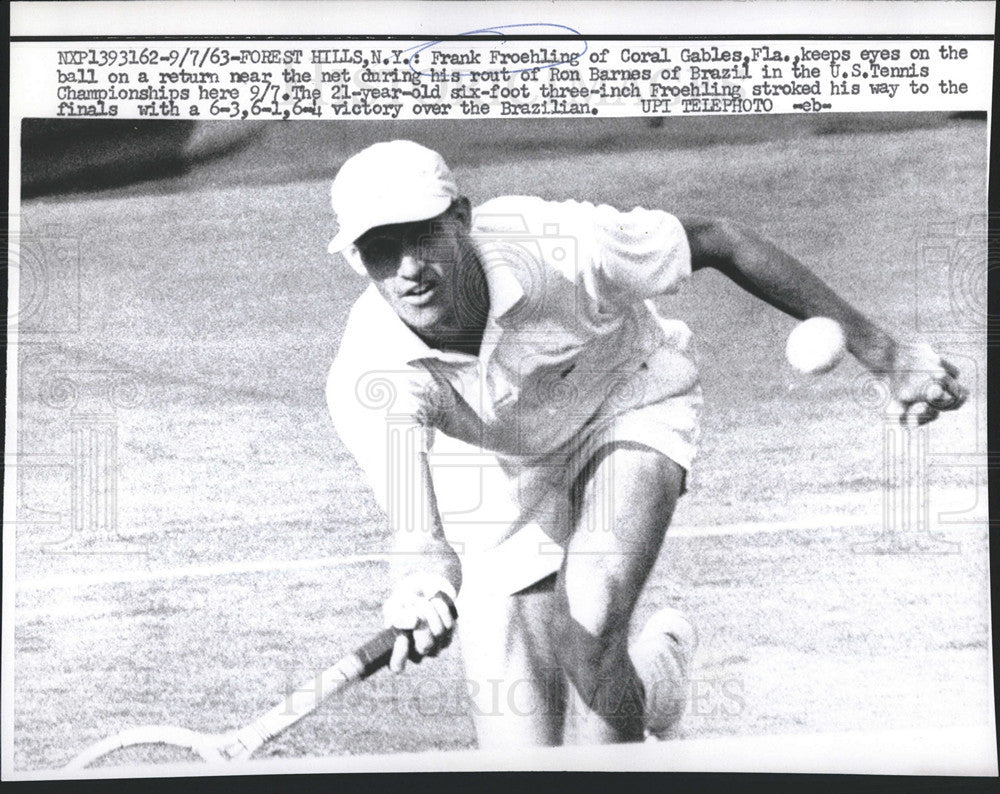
[411,595,453,657]
[389,632,410,674]
[422,597,446,638]
[925,378,967,411]
[383,592,456,672]
[900,401,939,427]
[415,594,457,657]
[892,349,968,427]
[385,601,417,674]
[927,355,966,411]
[938,368,968,410]
[431,593,457,632]
[412,618,440,659]
[941,358,961,379]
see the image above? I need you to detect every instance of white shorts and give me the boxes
[438,372,702,602]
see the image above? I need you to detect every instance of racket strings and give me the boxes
[65,726,223,769]
[78,742,205,768]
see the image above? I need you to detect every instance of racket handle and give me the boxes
[358,591,458,678]
[355,628,397,678]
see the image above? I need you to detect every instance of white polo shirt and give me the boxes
[327,196,700,593]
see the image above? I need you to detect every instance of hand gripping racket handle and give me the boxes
[356,590,458,677]
[227,590,458,758]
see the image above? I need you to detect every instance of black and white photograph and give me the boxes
[4,0,996,780]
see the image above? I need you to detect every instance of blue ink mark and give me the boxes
[404,23,588,78]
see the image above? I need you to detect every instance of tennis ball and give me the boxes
[785,317,847,374]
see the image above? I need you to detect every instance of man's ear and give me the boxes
[342,244,368,276]
[450,196,472,230]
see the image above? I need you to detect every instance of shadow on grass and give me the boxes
[21,119,263,198]
[20,111,980,201]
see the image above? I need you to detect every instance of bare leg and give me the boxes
[549,441,684,743]
[459,575,565,748]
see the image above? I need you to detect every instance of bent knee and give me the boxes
[576,443,685,515]
[547,593,628,670]
[559,569,635,639]
[625,445,685,501]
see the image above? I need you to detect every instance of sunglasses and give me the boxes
[355,218,454,273]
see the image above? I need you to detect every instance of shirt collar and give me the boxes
[482,242,527,320]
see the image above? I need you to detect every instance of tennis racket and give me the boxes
[65,591,457,769]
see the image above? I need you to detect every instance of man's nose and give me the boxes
[396,242,423,279]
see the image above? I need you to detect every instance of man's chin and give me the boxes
[401,307,448,334]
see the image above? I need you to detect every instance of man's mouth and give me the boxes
[403,279,437,305]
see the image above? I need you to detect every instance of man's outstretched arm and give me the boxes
[382,430,463,672]
[328,363,461,672]
[678,216,967,424]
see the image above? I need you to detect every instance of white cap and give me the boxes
[328,140,458,255]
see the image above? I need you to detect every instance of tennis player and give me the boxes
[325,140,966,746]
